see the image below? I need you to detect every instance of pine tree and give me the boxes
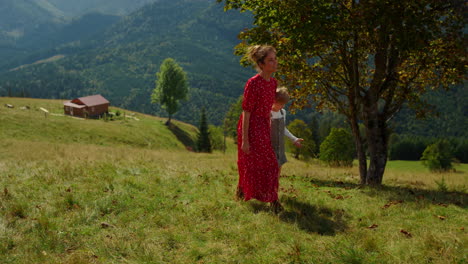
[197,107,212,153]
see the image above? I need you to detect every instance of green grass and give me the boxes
[386,160,468,174]
[0,97,198,150]
[0,97,467,263]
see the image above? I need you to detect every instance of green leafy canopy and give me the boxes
[319,128,355,167]
[218,0,467,185]
[219,0,466,114]
[151,58,189,121]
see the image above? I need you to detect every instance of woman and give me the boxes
[236,45,282,213]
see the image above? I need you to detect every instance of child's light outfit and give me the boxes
[270,109,298,166]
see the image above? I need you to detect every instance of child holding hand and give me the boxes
[271,87,304,177]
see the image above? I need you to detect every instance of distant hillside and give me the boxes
[0,97,198,150]
[0,0,159,47]
[0,11,121,71]
[0,0,132,71]
[0,0,66,61]
[391,83,468,138]
[0,0,253,125]
[46,0,159,16]
[0,0,65,32]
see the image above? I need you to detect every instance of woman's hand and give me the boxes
[241,111,251,154]
[241,141,250,154]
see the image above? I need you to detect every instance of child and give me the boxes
[271,87,304,177]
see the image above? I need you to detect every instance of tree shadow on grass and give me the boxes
[167,122,196,151]
[249,197,348,236]
[307,178,467,208]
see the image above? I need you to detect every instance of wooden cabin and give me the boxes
[64,94,109,118]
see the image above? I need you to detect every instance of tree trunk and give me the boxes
[165,115,172,126]
[223,132,226,154]
[364,111,389,185]
[349,116,367,185]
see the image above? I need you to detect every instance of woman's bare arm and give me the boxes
[241,111,251,154]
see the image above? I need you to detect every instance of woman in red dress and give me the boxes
[236,45,282,213]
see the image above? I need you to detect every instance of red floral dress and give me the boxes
[237,74,279,202]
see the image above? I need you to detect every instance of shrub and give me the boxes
[421,139,454,172]
[208,125,224,151]
[319,128,354,167]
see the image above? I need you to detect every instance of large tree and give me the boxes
[151,58,189,125]
[218,0,466,185]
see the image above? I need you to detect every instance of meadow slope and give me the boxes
[0,97,466,263]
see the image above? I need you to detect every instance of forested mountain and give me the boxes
[46,0,158,16]
[0,0,158,68]
[391,84,468,138]
[300,84,468,140]
[0,0,123,70]
[0,0,65,61]
[0,0,253,125]
[0,0,65,32]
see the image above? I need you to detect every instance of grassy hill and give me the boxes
[0,97,467,263]
[0,97,199,150]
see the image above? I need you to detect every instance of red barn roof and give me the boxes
[70,94,109,107]
[63,101,86,108]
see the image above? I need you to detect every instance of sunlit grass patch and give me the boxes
[0,98,466,263]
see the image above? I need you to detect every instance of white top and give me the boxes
[271,109,298,142]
